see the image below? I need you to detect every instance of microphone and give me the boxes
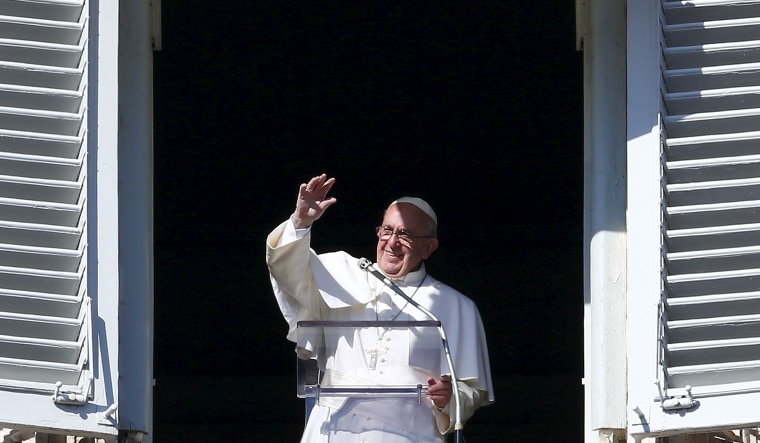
[358,258,465,442]
[358,258,406,299]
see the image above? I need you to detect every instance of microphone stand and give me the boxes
[358,258,465,443]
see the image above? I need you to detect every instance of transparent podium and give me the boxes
[296,320,448,422]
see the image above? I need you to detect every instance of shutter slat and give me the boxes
[0,243,84,272]
[0,60,84,90]
[665,200,760,229]
[665,86,760,115]
[666,360,760,387]
[663,108,760,138]
[667,223,760,250]
[0,84,83,112]
[0,333,84,363]
[0,198,83,226]
[0,174,83,204]
[0,154,83,181]
[664,63,760,92]
[0,105,83,136]
[665,153,760,183]
[668,314,760,341]
[667,268,760,298]
[664,17,760,46]
[0,39,84,68]
[668,336,760,353]
[0,267,81,296]
[0,287,83,317]
[666,131,760,161]
[0,354,85,385]
[0,306,81,321]
[0,129,82,157]
[0,311,83,342]
[664,40,760,69]
[663,0,760,24]
[0,15,84,45]
[0,0,84,23]
[667,177,760,206]
[0,220,83,249]
[666,291,760,320]
[666,245,760,274]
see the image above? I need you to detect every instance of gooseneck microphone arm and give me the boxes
[358,258,464,443]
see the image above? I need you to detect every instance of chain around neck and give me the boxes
[375,274,428,323]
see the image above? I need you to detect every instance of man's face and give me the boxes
[376,203,438,279]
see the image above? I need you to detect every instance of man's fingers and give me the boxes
[302,175,335,197]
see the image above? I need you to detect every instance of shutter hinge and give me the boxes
[52,380,90,406]
[655,381,697,411]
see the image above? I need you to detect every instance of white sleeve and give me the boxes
[277,217,310,246]
[432,380,490,435]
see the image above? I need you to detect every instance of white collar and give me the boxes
[391,263,427,286]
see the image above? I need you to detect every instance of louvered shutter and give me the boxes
[0,0,120,438]
[628,0,760,435]
[662,0,760,399]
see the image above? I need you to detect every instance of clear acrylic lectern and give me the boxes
[296,320,447,412]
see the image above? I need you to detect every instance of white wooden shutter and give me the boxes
[0,0,120,438]
[662,0,760,398]
[629,0,760,436]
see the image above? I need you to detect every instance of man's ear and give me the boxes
[422,238,439,259]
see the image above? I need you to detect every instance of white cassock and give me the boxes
[266,220,495,443]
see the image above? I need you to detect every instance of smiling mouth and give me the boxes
[384,250,403,258]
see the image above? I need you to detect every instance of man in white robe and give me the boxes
[266,174,494,442]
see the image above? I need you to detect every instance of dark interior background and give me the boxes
[151,1,584,440]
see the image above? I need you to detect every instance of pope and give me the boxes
[266,173,494,443]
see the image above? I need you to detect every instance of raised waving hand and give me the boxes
[291,174,337,229]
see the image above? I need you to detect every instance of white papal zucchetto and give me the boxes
[388,197,438,228]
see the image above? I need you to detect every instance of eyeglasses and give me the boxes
[376,226,435,246]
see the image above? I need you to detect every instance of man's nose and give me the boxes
[386,232,402,247]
